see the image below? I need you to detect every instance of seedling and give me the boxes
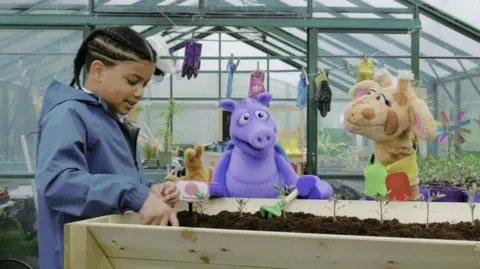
[374,192,390,224]
[327,193,346,222]
[234,197,250,218]
[425,191,446,229]
[464,182,480,226]
[193,191,209,215]
[274,184,295,219]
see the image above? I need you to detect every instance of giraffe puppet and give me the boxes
[343,69,437,201]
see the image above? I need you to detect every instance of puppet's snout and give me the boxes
[361,107,375,120]
[249,127,275,149]
[345,106,376,125]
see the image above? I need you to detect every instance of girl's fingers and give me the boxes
[169,212,180,227]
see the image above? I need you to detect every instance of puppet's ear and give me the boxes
[257,92,273,106]
[396,70,414,93]
[220,99,236,111]
[194,144,203,157]
[376,68,393,88]
[409,98,437,140]
[348,80,380,101]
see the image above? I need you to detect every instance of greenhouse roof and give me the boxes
[0,0,479,96]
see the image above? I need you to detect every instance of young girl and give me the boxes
[35,26,180,269]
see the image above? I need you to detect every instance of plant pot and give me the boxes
[462,191,480,203]
[419,187,429,201]
[65,199,480,269]
[428,186,465,202]
[144,159,158,169]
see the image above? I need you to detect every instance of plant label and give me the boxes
[175,180,209,203]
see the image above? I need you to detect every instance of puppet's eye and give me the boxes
[239,112,250,125]
[376,94,391,106]
[255,110,269,121]
[366,89,376,95]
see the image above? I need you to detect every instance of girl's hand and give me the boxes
[139,192,179,226]
[151,182,180,207]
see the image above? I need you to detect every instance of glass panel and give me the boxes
[422,0,480,27]
[0,29,82,174]
[173,72,219,98]
[173,101,219,144]
[459,76,480,153]
[145,75,171,98]
[388,13,480,57]
[0,29,82,266]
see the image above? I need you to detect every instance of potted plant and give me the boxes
[138,130,161,169]
[418,153,478,202]
[155,98,184,166]
[127,104,144,123]
[456,153,480,202]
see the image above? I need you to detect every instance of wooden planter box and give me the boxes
[65,199,480,269]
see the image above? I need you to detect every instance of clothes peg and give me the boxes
[256,61,260,71]
[226,53,234,70]
[190,32,195,43]
[301,66,309,85]
[362,52,367,59]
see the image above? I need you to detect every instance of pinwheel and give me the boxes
[437,111,471,144]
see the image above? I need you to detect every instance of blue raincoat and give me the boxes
[35,80,154,269]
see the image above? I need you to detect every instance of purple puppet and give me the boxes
[209,92,333,199]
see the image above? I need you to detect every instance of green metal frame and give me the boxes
[1,0,480,177]
[0,14,420,30]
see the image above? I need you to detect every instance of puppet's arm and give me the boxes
[275,152,333,200]
[209,150,232,197]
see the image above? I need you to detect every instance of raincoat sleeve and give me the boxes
[35,105,150,218]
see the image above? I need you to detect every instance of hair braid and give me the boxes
[69,30,100,88]
[69,26,159,89]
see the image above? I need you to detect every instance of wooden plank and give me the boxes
[111,198,479,225]
[65,223,114,269]
[71,199,480,269]
[110,258,273,269]
[87,222,479,269]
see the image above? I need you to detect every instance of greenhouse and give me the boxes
[0,0,479,268]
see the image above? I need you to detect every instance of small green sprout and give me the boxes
[193,191,209,215]
[234,197,250,218]
[374,192,391,225]
[425,191,446,229]
[465,182,480,226]
[328,193,346,222]
[274,184,295,219]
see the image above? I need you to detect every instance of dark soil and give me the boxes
[177,211,480,241]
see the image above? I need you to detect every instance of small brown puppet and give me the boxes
[166,144,213,182]
[343,69,437,200]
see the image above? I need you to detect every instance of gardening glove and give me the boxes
[192,42,202,78]
[357,58,376,82]
[296,73,307,110]
[314,72,332,118]
[248,71,266,98]
[181,42,196,79]
[296,175,333,199]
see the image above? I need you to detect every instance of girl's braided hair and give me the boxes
[70,26,162,88]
